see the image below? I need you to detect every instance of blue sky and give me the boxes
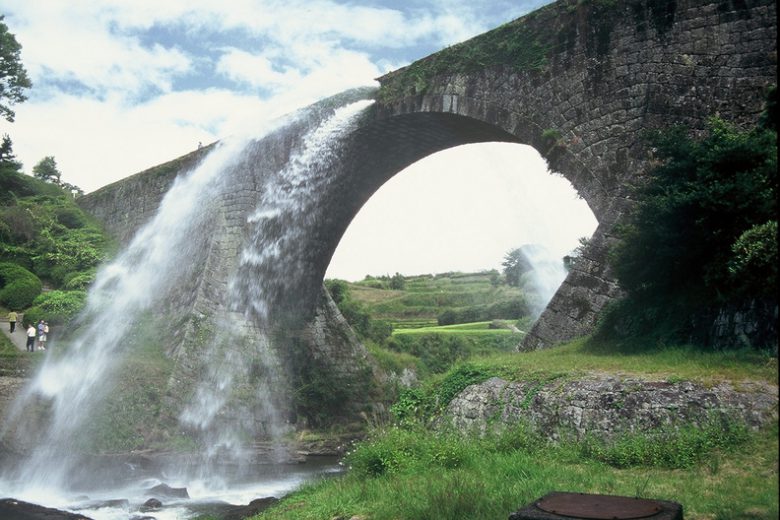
[0,0,597,280]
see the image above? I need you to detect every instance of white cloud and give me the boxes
[4,89,270,192]
[6,4,192,100]
[216,48,303,90]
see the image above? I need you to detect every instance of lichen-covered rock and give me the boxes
[443,375,778,439]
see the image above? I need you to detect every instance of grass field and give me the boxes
[393,321,516,335]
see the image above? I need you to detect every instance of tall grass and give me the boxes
[256,421,778,520]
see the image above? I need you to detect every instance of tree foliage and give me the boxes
[612,116,776,304]
[0,133,21,169]
[606,95,777,344]
[1,168,112,295]
[0,15,32,122]
[501,246,534,287]
[0,261,42,309]
[32,155,61,184]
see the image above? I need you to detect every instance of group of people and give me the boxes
[6,311,49,352]
[26,320,49,352]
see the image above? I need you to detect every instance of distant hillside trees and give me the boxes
[603,87,777,346]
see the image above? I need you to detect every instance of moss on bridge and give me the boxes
[376,0,682,104]
[377,11,552,103]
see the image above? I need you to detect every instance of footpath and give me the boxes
[0,317,28,352]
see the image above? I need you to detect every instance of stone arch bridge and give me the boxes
[80,0,776,355]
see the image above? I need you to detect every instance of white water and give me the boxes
[0,92,373,517]
[520,243,570,319]
[177,98,374,468]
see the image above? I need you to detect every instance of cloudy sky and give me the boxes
[0,0,597,280]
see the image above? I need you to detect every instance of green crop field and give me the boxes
[394,321,515,335]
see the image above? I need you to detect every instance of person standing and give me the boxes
[7,311,17,333]
[39,322,49,350]
[36,319,45,350]
[25,323,36,352]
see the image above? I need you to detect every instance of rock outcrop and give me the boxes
[443,375,778,439]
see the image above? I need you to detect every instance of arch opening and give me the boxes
[325,141,598,320]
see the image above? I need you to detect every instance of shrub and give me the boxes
[23,290,87,326]
[0,261,42,309]
[63,269,97,290]
[367,319,393,343]
[389,334,470,373]
[390,363,494,424]
[0,205,37,244]
[54,206,86,229]
[346,427,476,477]
[437,297,529,326]
[607,113,777,348]
[728,220,777,298]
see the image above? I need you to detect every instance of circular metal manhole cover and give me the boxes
[536,492,665,519]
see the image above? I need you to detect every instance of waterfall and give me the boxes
[0,89,375,502]
[519,243,569,319]
[176,98,374,476]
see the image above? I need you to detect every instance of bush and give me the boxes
[437,297,529,326]
[63,269,97,290]
[23,290,87,326]
[610,116,776,318]
[728,220,777,298]
[346,427,476,477]
[389,334,470,373]
[367,319,393,343]
[0,205,37,244]
[390,363,494,424]
[54,206,86,229]
[0,261,42,309]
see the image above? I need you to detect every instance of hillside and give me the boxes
[0,166,113,328]
[341,271,532,329]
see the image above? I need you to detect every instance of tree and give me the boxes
[501,246,535,287]
[0,133,21,170]
[32,156,61,184]
[611,116,777,307]
[389,272,405,290]
[604,103,777,345]
[563,236,590,271]
[0,15,32,122]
